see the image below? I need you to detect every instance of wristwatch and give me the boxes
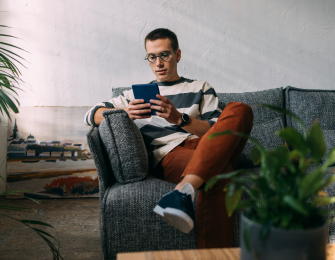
[178,113,190,127]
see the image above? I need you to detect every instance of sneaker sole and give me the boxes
[161,207,194,234]
[153,205,165,217]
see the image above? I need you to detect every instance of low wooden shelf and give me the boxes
[117,244,335,260]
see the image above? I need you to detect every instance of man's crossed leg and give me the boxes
[154,102,254,248]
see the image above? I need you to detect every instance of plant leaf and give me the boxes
[0,204,30,211]
[0,213,63,259]
[236,200,255,210]
[261,146,290,180]
[312,196,335,206]
[32,228,57,240]
[283,195,308,216]
[321,173,335,190]
[322,148,335,171]
[250,146,261,165]
[308,121,326,162]
[298,168,323,200]
[0,190,28,196]
[277,128,307,155]
[226,186,243,216]
[204,169,251,191]
[260,104,307,137]
[20,220,53,228]
[0,96,11,119]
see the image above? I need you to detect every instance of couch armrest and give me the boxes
[87,127,116,201]
[98,109,149,184]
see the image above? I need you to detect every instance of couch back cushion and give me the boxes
[285,86,335,160]
[217,87,285,125]
[238,118,284,168]
[218,88,286,167]
[285,86,335,130]
[112,87,286,168]
[99,109,148,184]
[112,87,131,98]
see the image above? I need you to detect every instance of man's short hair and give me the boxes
[145,28,179,51]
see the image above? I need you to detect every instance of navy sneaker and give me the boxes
[153,183,195,234]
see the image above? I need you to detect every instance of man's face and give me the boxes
[145,38,181,82]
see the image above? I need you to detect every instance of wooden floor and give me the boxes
[2,196,334,260]
[0,196,103,260]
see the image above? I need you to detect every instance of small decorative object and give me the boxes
[206,105,335,260]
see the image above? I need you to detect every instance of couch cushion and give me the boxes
[285,86,335,131]
[99,109,148,184]
[218,88,285,167]
[86,127,116,198]
[112,87,131,98]
[217,87,285,126]
[114,87,285,126]
[285,87,335,162]
[111,87,286,168]
[322,130,335,163]
[238,118,285,168]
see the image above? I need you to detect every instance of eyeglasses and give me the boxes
[145,50,177,63]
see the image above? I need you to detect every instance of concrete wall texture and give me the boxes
[0,0,334,183]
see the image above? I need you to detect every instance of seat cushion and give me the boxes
[101,177,197,258]
[99,109,149,184]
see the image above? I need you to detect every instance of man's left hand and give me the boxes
[150,94,182,125]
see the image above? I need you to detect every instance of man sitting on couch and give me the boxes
[84,28,253,248]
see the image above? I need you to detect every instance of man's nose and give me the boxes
[155,57,163,66]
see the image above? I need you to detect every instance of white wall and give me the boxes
[0,0,335,184]
[1,0,334,107]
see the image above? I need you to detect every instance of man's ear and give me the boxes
[176,49,181,63]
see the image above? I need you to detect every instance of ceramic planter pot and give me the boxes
[240,213,327,260]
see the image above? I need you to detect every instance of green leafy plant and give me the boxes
[0,26,63,259]
[205,104,335,239]
[0,25,26,121]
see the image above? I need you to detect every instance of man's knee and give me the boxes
[224,102,254,123]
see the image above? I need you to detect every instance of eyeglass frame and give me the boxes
[144,49,178,63]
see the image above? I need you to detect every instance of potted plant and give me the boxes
[1,25,63,259]
[205,105,335,260]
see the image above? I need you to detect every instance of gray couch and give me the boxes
[87,86,335,260]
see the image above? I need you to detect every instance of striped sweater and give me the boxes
[85,77,222,167]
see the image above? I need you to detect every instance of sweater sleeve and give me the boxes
[84,94,131,127]
[200,82,222,127]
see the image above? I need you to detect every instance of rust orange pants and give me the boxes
[155,102,254,248]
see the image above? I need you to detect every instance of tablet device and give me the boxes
[132,83,160,116]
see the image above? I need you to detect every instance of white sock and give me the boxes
[180,183,195,202]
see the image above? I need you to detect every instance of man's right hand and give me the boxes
[94,99,151,126]
[125,99,151,120]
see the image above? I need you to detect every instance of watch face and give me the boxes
[182,113,190,122]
